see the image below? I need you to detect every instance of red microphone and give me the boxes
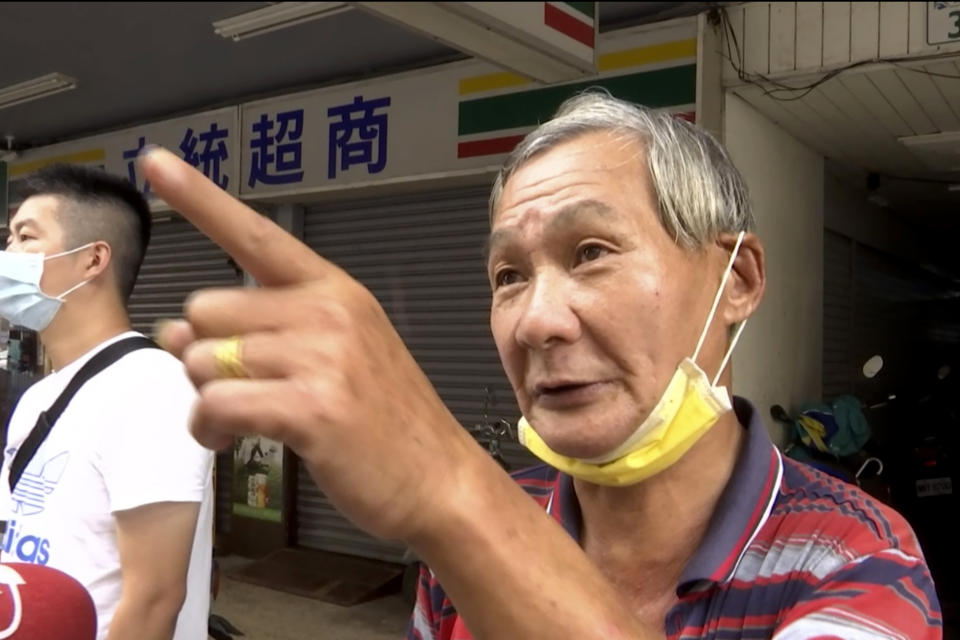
[0,563,96,639]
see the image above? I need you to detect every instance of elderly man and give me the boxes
[143,92,940,639]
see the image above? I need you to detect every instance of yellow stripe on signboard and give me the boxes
[458,38,698,96]
[10,149,107,177]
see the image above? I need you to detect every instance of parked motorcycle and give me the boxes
[771,355,960,619]
[769,355,893,503]
[878,360,958,614]
[467,386,515,472]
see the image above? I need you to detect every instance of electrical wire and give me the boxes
[891,62,960,80]
[714,6,960,101]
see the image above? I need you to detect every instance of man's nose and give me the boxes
[514,271,581,350]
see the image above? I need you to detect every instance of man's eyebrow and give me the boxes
[10,217,37,233]
[484,199,615,261]
[483,228,515,262]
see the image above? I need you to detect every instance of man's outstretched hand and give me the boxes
[141,147,480,542]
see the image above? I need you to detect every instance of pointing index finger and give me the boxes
[139,147,336,286]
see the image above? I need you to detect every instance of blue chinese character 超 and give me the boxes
[181,123,230,190]
[248,110,305,188]
[122,136,151,197]
[327,95,391,180]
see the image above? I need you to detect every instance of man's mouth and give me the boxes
[535,381,593,396]
[531,380,612,410]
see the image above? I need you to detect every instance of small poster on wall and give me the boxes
[232,436,283,522]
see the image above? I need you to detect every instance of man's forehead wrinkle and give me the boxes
[500,172,608,222]
[550,200,615,230]
[487,199,615,256]
[505,144,643,207]
[503,167,597,210]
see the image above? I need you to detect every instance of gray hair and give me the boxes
[488,90,754,248]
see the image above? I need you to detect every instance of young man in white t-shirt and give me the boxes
[0,165,213,640]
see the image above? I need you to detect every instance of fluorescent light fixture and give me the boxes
[0,73,77,111]
[899,131,960,172]
[213,2,351,41]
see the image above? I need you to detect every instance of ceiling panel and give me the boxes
[735,85,860,166]
[735,58,960,176]
[894,67,960,132]
[838,74,913,139]
[733,55,960,231]
[805,87,907,171]
[925,61,960,122]
[818,80,929,175]
[867,68,937,136]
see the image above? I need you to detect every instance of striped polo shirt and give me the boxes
[407,397,942,639]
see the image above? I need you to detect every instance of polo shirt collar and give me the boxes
[544,397,783,593]
[677,396,783,591]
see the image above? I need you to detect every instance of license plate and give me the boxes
[917,477,953,497]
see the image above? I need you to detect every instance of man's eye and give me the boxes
[494,269,521,288]
[576,244,609,264]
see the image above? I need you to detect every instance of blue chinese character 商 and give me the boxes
[181,123,230,189]
[327,95,391,179]
[248,110,305,187]
[122,136,151,197]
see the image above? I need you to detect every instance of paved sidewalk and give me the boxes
[212,572,411,639]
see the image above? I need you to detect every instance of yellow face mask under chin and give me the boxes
[517,232,748,487]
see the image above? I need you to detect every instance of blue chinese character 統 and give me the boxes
[122,136,151,197]
[181,123,230,190]
[327,95,391,180]
[248,110,305,188]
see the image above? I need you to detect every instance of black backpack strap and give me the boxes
[8,336,160,492]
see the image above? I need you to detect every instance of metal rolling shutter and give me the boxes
[127,214,243,535]
[823,230,854,399]
[298,188,535,562]
[823,231,941,406]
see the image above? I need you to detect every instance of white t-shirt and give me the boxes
[0,331,213,640]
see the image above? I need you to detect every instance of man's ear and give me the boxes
[83,241,112,280]
[719,232,765,325]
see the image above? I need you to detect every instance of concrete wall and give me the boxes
[724,94,824,447]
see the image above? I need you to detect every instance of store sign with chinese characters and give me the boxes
[8,107,240,206]
[238,65,471,197]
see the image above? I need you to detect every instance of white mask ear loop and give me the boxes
[44,242,96,262]
[45,243,98,299]
[54,278,91,300]
[713,318,747,386]
[692,231,746,367]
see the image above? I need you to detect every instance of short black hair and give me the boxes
[17,164,152,302]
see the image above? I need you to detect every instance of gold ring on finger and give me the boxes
[213,336,248,379]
